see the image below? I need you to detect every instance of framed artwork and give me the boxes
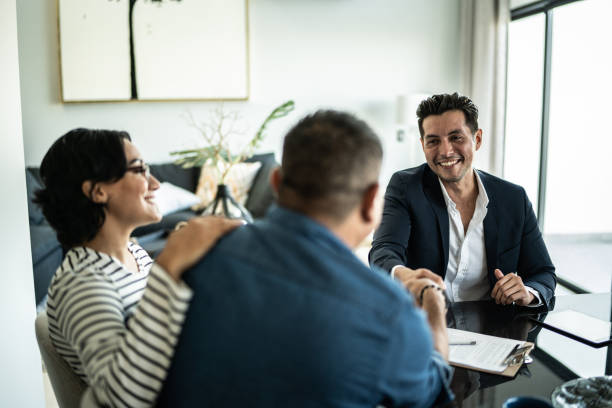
[58,0,249,102]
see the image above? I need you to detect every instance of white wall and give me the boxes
[17,0,462,186]
[10,2,460,403]
[0,0,45,406]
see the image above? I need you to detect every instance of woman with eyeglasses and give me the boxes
[36,128,242,407]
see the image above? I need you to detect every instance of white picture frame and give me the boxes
[58,0,249,102]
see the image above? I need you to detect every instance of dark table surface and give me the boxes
[445,293,611,407]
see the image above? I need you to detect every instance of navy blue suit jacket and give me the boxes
[158,207,453,407]
[369,164,556,309]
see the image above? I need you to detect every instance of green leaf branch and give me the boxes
[170,100,295,183]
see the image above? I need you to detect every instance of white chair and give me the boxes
[35,312,88,408]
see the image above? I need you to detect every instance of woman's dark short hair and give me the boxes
[35,128,131,248]
[416,92,479,137]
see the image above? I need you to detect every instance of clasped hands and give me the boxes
[393,266,535,307]
[491,269,534,306]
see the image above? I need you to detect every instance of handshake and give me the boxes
[393,266,447,310]
[392,266,536,308]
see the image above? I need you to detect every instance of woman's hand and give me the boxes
[156,216,243,281]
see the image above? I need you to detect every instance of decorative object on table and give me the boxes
[503,396,553,408]
[58,0,248,102]
[551,376,612,408]
[203,184,252,222]
[190,160,261,213]
[171,100,295,221]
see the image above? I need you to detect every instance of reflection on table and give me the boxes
[444,293,611,408]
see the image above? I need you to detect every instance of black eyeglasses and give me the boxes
[126,162,151,181]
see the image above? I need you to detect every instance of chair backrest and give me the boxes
[35,312,88,408]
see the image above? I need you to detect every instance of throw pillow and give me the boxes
[154,182,202,216]
[244,153,278,218]
[193,162,262,211]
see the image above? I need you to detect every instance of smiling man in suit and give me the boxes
[370,92,556,309]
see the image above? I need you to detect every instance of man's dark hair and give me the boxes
[35,128,131,249]
[279,110,382,221]
[416,92,479,137]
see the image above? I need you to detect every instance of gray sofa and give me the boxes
[26,153,278,308]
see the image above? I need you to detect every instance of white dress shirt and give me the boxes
[439,172,490,302]
[392,169,542,305]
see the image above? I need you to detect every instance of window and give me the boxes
[506,0,612,293]
[504,13,545,212]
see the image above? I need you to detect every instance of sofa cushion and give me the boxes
[155,182,201,216]
[32,245,63,306]
[30,224,61,261]
[30,224,63,305]
[192,162,262,211]
[135,231,168,259]
[150,163,199,192]
[132,210,196,237]
[245,153,278,218]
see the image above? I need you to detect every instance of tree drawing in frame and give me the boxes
[129,0,183,100]
[59,0,249,102]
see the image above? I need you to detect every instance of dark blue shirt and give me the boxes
[158,207,453,407]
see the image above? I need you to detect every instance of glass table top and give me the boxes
[445,293,611,407]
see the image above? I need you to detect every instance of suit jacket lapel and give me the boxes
[480,171,499,288]
[422,166,449,277]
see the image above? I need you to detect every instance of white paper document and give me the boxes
[448,328,526,373]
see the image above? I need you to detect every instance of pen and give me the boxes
[449,341,476,346]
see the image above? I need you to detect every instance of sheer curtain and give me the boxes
[459,0,510,176]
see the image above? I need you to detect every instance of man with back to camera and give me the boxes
[369,93,556,309]
[157,110,453,407]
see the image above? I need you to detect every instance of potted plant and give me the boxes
[170,100,295,222]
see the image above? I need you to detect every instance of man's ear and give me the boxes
[360,182,380,223]
[81,180,108,204]
[269,166,282,195]
[474,129,483,151]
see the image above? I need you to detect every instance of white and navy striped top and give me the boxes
[46,242,193,407]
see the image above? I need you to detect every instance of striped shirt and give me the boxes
[46,242,193,407]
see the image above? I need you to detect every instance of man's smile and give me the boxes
[436,157,463,168]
